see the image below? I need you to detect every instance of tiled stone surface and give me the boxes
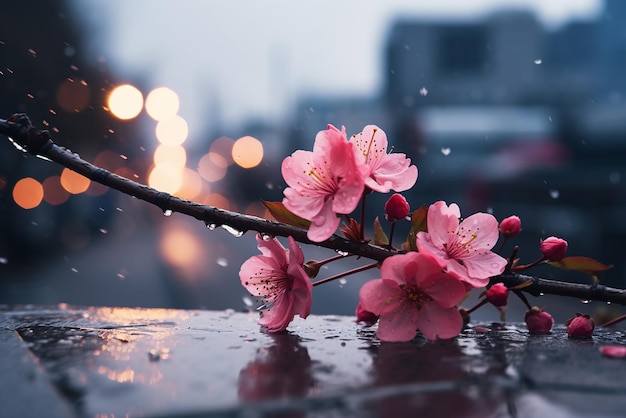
[1,305,625,417]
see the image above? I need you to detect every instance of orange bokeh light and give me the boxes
[56,79,91,113]
[209,136,235,166]
[60,168,91,194]
[174,168,204,201]
[145,87,180,121]
[155,115,188,146]
[154,144,187,168]
[148,164,183,194]
[13,177,44,209]
[232,136,263,168]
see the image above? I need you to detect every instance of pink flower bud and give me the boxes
[499,215,521,238]
[384,193,410,222]
[525,306,554,334]
[485,283,508,307]
[356,303,379,327]
[540,236,568,261]
[566,313,595,339]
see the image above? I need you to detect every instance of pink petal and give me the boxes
[458,212,500,252]
[426,201,460,250]
[239,255,281,295]
[256,234,287,264]
[367,154,418,193]
[600,345,626,359]
[380,252,420,287]
[258,292,295,333]
[418,272,467,310]
[415,302,463,341]
[462,251,508,283]
[306,199,340,242]
[376,305,420,342]
[359,279,404,316]
[282,188,325,221]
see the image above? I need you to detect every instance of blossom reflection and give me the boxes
[238,333,312,404]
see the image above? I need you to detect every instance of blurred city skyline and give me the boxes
[71,0,601,136]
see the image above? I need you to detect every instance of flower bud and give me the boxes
[525,306,554,334]
[384,193,410,222]
[356,303,379,327]
[566,313,594,339]
[485,283,508,307]
[540,236,568,261]
[499,215,521,238]
[600,345,626,359]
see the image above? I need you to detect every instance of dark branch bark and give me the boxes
[3,113,626,306]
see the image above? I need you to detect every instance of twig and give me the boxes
[3,113,626,306]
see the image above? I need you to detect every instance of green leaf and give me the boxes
[548,256,613,275]
[404,204,428,251]
[261,200,311,229]
[373,217,389,246]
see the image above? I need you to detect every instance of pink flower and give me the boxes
[350,125,418,193]
[540,236,568,261]
[239,234,312,333]
[499,215,521,238]
[416,201,507,288]
[485,283,508,307]
[600,345,626,359]
[525,306,554,334]
[384,193,410,222]
[566,313,594,339]
[281,125,368,242]
[358,252,467,342]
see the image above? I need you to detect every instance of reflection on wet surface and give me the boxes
[2,305,626,417]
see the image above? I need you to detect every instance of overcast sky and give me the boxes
[72,0,601,134]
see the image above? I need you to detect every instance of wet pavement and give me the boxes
[2,305,626,417]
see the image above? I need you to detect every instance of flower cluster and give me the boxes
[239,123,614,343]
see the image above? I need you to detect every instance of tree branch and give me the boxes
[2,113,626,306]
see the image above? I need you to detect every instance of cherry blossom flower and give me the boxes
[239,234,312,333]
[350,125,418,193]
[355,303,379,327]
[358,252,467,342]
[281,124,368,242]
[416,201,507,288]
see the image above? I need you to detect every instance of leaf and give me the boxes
[261,200,311,229]
[340,217,361,242]
[404,204,428,252]
[548,256,613,275]
[373,217,389,246]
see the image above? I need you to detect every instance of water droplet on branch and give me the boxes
[221,224,244,237]
[163,209,173,217]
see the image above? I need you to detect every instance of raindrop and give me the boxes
[486,207,493,214]
[265,182,274,190]
[534,59,542,64]
[580,299,591,304]
[607,301,612,305]
[206,223,217,231]
[539,293,544,296]
[441,147,451,156]
[242,296,254,309]
[99,228,107,234]
[256,300,276,311]
[549,190,559,199]
[419,87,428,96]
[335,250,349,256]
[261,233,273,241]
[221,224,244,237]
[116,272,126,280]
[71,267,78,273]
[548,116,553,122]
[216,257,228,267]
[163,209,173,217]
[7,137,27,153]
[0,257,7,264]
[338,278,347,288]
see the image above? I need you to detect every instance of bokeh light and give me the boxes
[232,136,263,168]
[145,87,180,121]
[159,221,204,279]
[174,168,204,201]
[148,164,183,194]
[13,177,44,209]
[155,115,188,146]
[108,84,143,120]
[209,136,235,166]
[197,152,228,183]
[43,176,70,205]
[60,168,91,194]
[154,144,187,168]
[56,79,91,113]
[202,193,232,211]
